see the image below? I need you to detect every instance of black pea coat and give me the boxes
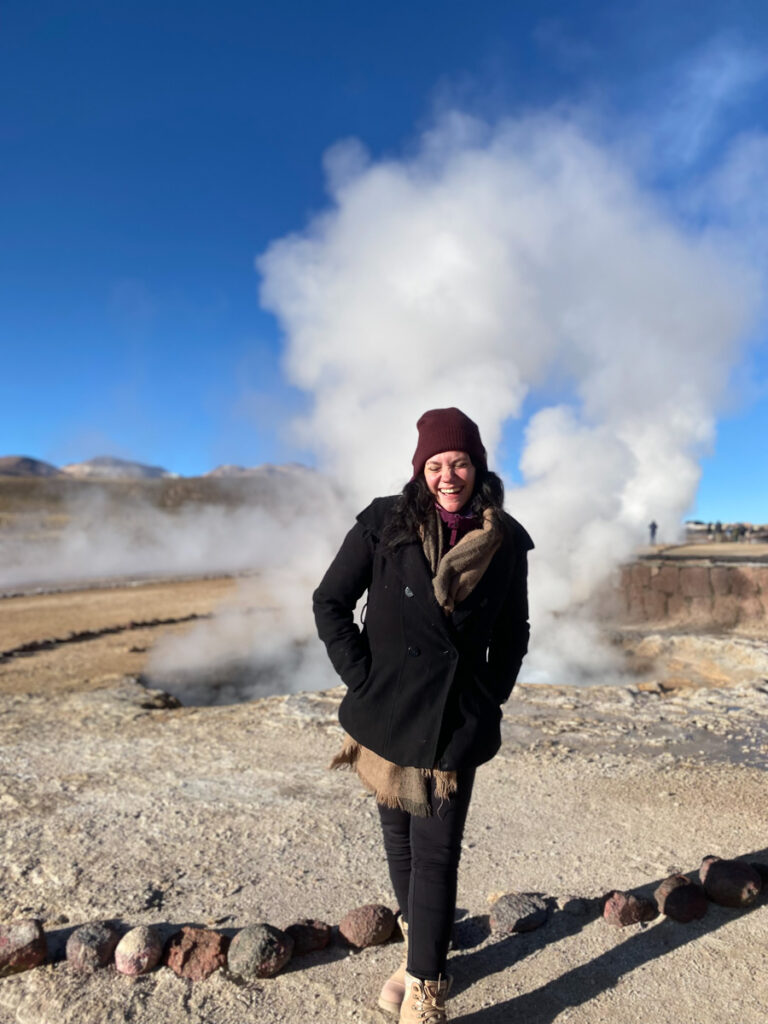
[313,496,533,771]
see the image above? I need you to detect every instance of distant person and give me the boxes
[648,520,658,544]
[313,408,532,1023]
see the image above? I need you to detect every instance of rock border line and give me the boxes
[0,613,213,663]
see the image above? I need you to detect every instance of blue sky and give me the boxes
[2,1,768,521]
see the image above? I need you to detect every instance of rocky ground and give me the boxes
[1,577,767,1023]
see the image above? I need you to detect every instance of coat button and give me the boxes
[404,586,414,597]
[408,645,421,657]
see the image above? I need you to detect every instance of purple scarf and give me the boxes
[436,502,480,547]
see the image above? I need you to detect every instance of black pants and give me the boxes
[377,768,476,980]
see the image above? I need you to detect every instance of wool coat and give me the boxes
[313,496,533,771]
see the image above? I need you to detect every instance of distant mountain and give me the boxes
[0,456,62,477]
[61,456,173,480]
[206,464,256,477]
[205,462,312,479]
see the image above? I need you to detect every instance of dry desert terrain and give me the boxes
[0,567,767,1023]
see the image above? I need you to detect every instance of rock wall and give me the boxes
[618,560,768,631]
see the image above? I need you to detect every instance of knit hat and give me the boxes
[411,407,487,479]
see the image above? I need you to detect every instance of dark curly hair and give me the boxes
[382,464,504,550]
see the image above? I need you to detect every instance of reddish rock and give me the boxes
[699,856,762,908]
[710,596,740,628]
[679,566,712,599]
[227,924,293,979]
[642,589,667,621]
[0,919,47,977]
[163,927,228,981]
[632,564,652,588]
[651,565,679,595]
[710,567,731,597]
[626,590,645,620]
[114,925,164,976]
[654,875,708,922]
[66,922,120,972]
[338,904,396,949]
[602,891,658,927]
[489,892,549,934]
[687,596,714,626]
[667,593,687,619]
[731,568,760,598]
[740,596,765,623]
[284,919,331,955]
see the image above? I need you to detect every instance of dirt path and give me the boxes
[0,577,243,695]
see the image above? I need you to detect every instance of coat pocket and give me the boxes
[349,663,376,697]
[472,666,501,708]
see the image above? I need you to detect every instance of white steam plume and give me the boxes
[259,112,758,682]
[2,471,350,703]
[6,110,758,697]
[0,470,344,590]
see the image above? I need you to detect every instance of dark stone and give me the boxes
[0,919,47,977]
[489,892,549,935]
[66,922,120,972]
[699,856,762,908]
[227,924,294,979]
[749,861,768,886]
[654,875,708,922]
[602,891,658,927]
[338,904,396,949]
[698,854,719,884]
[284,919,331,956]
[163,927,228,981]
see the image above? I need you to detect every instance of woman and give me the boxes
[313,407,532,1023]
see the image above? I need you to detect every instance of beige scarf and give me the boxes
[330,506,503,815]
[423,506,503,614]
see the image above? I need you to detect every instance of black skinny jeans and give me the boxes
[377,768,476,980]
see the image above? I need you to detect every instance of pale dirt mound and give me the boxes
[61,456,173,480]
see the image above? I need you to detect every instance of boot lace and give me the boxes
[410,978,447,1023]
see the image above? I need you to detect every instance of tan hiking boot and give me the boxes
[399,971,449,1024]
[378,919,408,1015]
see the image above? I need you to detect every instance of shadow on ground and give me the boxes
[450,846,768,1023]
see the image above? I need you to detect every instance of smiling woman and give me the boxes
[313,407,533,1023]
[424,453,476,513]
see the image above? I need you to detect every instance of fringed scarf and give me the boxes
[329,736,457,815]
[330,505,503,815]
[422,506,503,615]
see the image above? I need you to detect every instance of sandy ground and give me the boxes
[0,577,245,696]
[641,542,768,561]
[0,578,767,1023]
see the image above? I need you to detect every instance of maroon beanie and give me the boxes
[411,407,487,479]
